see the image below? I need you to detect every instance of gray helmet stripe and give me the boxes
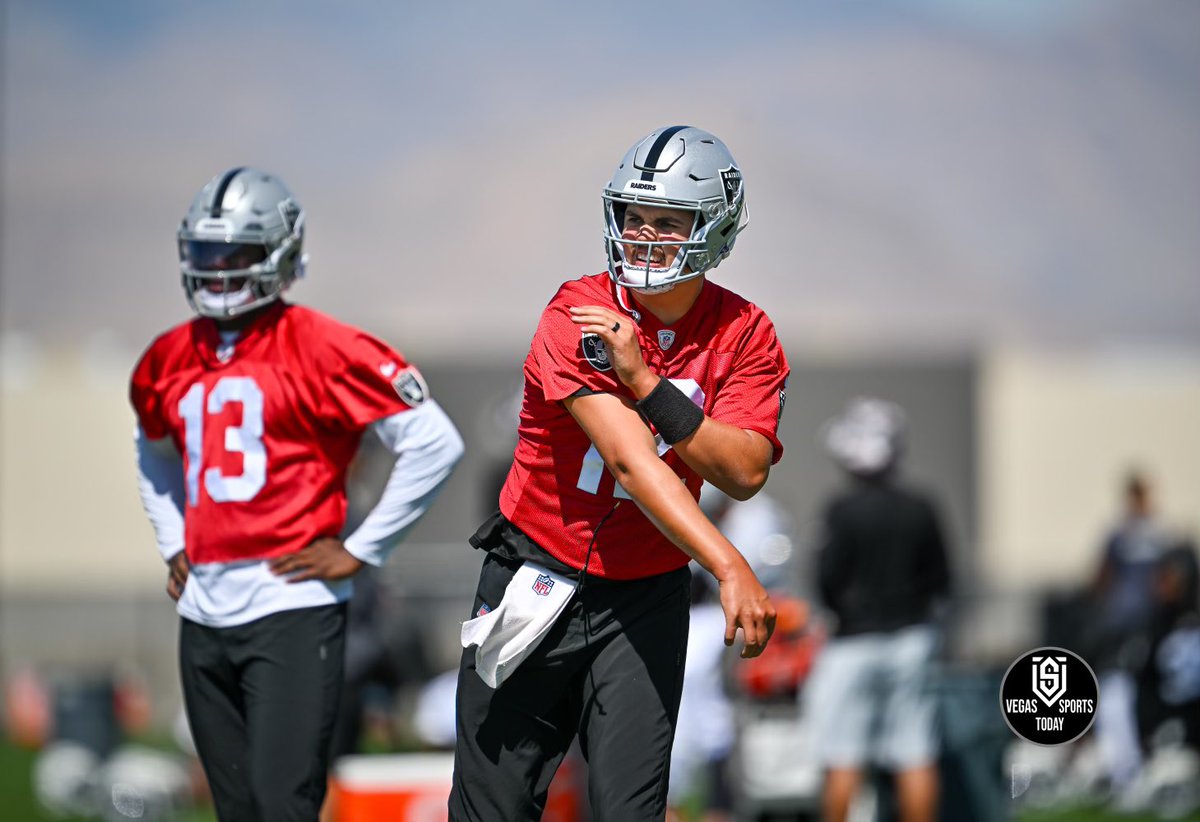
[209,166,247,217]
[639,125,689,181]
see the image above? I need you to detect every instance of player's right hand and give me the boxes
[717,565,776,658]
[166,551,190,601]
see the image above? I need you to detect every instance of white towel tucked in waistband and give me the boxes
[460,561,577,689]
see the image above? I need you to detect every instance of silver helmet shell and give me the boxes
[603,126,747,292]
[822,397,908,477]
[178,167,305,319]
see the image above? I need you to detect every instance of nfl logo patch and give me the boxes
[657,329,676,351]
[532,574,554,596]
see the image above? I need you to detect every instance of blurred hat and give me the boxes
[822,397,907,476]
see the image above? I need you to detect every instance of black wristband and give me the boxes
[636,378,704,445]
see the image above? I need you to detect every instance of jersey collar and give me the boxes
[191,300,288,368]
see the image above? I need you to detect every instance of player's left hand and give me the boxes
[269,538,364,583]
[569,305,655,397]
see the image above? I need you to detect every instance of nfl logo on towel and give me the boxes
[532,574,554,596]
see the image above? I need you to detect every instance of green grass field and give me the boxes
[0,740,217,822]
[1019,810,1200,822]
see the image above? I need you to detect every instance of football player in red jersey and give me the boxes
[449,126,790,821]
[131,168,464,820]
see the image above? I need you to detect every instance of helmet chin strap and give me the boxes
[632,282,676,296]
[613,278,642,322]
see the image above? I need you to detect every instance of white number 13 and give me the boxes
[178,377,267,505]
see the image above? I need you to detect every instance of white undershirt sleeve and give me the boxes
[342,399,465,567]
[134,425,186,562]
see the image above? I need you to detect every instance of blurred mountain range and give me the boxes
[2,0,1197,360]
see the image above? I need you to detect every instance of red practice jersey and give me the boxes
[500,273,789,580]
[130,302,424,565]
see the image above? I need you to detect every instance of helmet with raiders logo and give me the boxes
[177,167,306,318]
[602,125,748,292]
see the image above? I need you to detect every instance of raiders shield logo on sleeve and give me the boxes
[391,366,429,407]
[581,333,612,372]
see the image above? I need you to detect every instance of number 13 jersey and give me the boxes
[130,302,422,566]
[499,273,789,580]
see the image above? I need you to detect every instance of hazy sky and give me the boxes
[2,0,1198,361]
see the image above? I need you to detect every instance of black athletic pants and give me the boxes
[179,603,347,822]
[449,552,691,822]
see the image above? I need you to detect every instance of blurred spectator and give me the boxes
[1091,471,1173,667]
[1117,541,1200,818]
[668,486,798,821]
[1135,540,1200,752]
[329,568,433,760]
[1088,470,1174,792]
[802,397,952,822]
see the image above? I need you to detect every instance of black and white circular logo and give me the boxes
[1000,647,1099,746]
[581,333,612,372]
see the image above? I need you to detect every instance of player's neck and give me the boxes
[629,276,705,325]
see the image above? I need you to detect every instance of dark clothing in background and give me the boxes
[1135,545,1200,750]
[1094,516,1171,669]
[818,481,952,636]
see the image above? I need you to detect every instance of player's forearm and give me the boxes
[669,417,770,501]
[134,426,186,561]
[609,448,748,581]
[343,402,464,566]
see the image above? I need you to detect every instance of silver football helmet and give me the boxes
[822,397,907,477]
[177,167,306,318]
[603,125,748,292]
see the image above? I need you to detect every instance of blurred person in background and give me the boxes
[450,125,787,821]
[1135,541,1200,755]
[130,167,463,820]
[802,397,952,822]
[328,566,434,760]
[668,484,798,822]
[1088,470,1174,794]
